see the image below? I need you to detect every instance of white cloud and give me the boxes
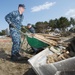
[31,2,56,12]
[65,9,75,17]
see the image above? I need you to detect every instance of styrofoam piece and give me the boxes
[28,48,75,75]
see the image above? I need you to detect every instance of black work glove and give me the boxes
[9,23,15,28]
[21,25,25,28]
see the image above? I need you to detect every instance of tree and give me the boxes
[70,17,75,26]
[35,22,48,33]
[0,30,6,35]
[49,19,58,30]
[57,17,70,30]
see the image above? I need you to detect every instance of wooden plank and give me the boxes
[45,36,60,41]
[33,34,57,46]
[37,33,61,38]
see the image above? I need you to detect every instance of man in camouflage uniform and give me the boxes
[27,24,43,54]
[5,4,25,61]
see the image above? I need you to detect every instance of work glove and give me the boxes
[21,25,25,28]
[9,23,15,28]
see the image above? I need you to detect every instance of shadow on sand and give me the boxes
[23,68,36,75]
[0,49,29,64]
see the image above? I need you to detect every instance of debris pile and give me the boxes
[46,50,70,64]
[31,33,75,64]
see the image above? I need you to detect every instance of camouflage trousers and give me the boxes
[10,28,21,55]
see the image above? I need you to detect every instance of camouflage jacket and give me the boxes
[28,27,35,33]
[5,10,24,30]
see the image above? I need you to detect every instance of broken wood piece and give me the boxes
[45,36,60,41]
[33,34,57,46]
[50,46,61,55]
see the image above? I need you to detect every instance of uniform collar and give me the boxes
[18,10,23,16]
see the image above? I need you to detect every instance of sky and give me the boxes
[0,0,75,31]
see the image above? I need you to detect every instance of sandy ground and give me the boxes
[0,37,36,75]
[0,33,75,75]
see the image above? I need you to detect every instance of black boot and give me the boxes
[11,53,24,61]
